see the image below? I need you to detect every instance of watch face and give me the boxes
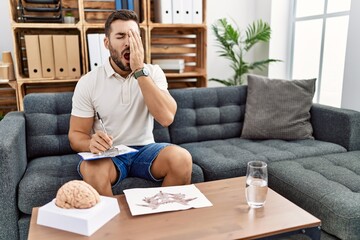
[135,68,149,79]
[143,68,149,75]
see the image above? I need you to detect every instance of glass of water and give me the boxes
[245,161,268,208]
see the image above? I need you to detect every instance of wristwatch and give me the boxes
[134,67,149,79]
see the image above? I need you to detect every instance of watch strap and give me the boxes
[134,68,148,79]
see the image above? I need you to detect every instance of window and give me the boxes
[290,0,351,107]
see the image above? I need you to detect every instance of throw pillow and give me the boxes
[241,74,316,140]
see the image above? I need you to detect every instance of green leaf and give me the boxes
[248,59,282,71]
[211,18,281,85]
[209,78,236,86]
[244,20,271,51]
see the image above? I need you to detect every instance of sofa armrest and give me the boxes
[310,103,360,151]
[0,112,27,240]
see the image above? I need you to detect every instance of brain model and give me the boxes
[55,180,101,209]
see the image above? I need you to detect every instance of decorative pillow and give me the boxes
[241,74,316,140]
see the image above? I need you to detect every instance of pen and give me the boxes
[96,112,107,135]
[96,112,114,154]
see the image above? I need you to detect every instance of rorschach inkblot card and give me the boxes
[123,184,213,216]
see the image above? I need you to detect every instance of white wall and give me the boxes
[268,0,292,79]
[341,0,360,111]
[207,0,256,87]
[252,0,272,77]
[0,0,14,62]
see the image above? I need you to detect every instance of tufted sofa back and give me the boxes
[168,86,247,144]
[24,92,75,160]
[23,86,248,159]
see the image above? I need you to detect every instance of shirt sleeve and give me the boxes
[71,75,95,118]
[148,64,169,92]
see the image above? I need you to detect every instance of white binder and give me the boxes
[87,33,102,70]
[99,33,110,65]
[172,0,183,23]
[182,0,193,24]
[192,0,202,24]
[154,0,173,24]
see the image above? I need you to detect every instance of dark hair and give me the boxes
[104,10,140,37]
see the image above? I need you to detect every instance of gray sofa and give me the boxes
[1,86,360,240]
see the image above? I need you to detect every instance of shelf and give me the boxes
[165,71,206,78]
[9,0,207,111]
[83,22,148,30]
[0,79,17,91]
[17,78,79,84]
[16,78,78,110]
[11,22,81,29]
[148,23,207,29]
[0,79,18,114]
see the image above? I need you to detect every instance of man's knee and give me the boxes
[169,147,193,174]
[80,159,114,181]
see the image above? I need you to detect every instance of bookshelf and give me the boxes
[8,0,207,110]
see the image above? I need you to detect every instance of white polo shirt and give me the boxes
[71,59,169,146]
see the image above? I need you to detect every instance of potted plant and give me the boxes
[210,18,281,86]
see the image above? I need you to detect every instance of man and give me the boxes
[68,10,192,196]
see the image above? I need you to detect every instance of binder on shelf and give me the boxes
[115,0,122,10]
[99,33,110,65]
[134,0,140,19]
[182,0,193,24]
[154,0,173,24]
[192,0,202,24]
[39,35,55,78]
[24,35,43,78]
[172,0,183,23]
[65,35,81,78]
[52,35,69,77]
[127,0,134,10]
[87,33,102,70]
[122,0,128,9]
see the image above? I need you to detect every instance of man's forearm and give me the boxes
[69,131,91,152]
[137,77,177,126]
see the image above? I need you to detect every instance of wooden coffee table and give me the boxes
[28,177,321,240]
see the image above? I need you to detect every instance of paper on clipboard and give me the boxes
[78,145,138,161]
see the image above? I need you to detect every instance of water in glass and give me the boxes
[245,161,268,208]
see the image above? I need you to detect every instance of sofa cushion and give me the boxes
[24,92,75,159]
[169,86,247,144]
[268,151,360,240]
[180,138,346,181]
[18,154,204,214]
[241,75,316,140]
[153,120,171,143]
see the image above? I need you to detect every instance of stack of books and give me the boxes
[152,59,185,73]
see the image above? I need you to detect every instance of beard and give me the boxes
[108,42,131,72]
